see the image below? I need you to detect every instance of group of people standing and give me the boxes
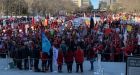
[0,12,140,73]
[56,46,84,73]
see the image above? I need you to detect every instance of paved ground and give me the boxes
[0,58,126,75]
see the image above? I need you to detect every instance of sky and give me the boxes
[90,0,100,9]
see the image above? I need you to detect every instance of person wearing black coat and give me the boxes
[33,44,40,72]
[87,45,96,71]
[47,47,53,72]
[65,48,74,73]
[22,45,30,70]
[15,45,23,70]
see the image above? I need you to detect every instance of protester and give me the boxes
[57,48,64,73]
[75,46,84,73]
[41,52,48,72]
[0,12,140,74]
[47,47,53,72]
[87,44,96,71]
[15,44,23,70]
[65,48,74,73]
[22,44,30,70]
[60,41,68,57]
[33,44,40,72]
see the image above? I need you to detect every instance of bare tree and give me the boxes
[0,0,28,16]
[30,0,78,15]
[0,0,78,16]
[117,0,140,12]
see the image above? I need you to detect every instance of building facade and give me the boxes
[72,0,91,8]
[99,0,116,5]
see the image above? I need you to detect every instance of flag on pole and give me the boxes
[42,32,51,54]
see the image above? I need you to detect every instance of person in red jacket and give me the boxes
[65,48,74,73]
[41,52,48,72]
[87,45,96,71]
[57,48,64,73]
[75,46,84,73]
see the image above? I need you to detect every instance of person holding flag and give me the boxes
[41,32,51,72]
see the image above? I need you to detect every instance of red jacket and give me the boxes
[65,50,74,63]
[57,51,64,65]
[123,46,132,56]
[75,49,84,63]
[97,45,104,51]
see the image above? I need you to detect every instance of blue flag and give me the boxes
[42,32,51,54]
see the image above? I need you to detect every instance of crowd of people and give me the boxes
[0,12,140,73]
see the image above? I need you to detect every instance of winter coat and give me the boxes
[65,50,74,63]
[75,49,84,63]
[88,47,96,61]
[33,47,40,59]
[57,51,64,65]
[60,44,67,53]
[15,47,23,60]
[22,46,30,59]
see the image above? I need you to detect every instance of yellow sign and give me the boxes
[127,25,132,32]
[85,19,90,26]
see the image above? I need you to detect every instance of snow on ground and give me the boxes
[0,58,126,75]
